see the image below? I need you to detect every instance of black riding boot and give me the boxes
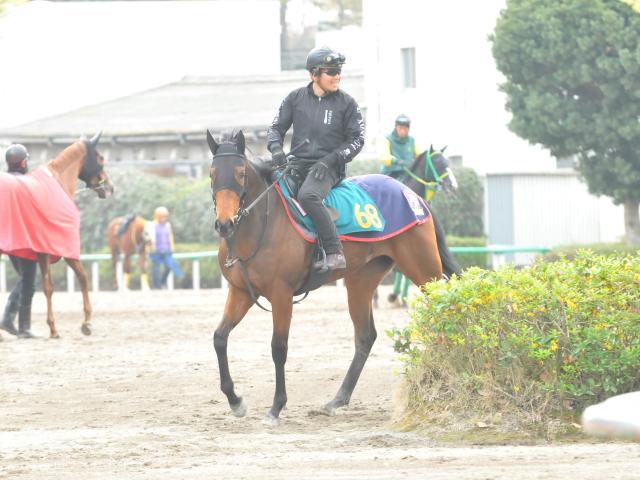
[0,294,19,336]
[17,304,37,339]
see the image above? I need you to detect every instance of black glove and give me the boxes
[270,145,286,167]
[309,161,330,181]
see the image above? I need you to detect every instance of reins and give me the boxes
[222,162,310,312]
[402,150,449,201]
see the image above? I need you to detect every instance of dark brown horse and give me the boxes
[0,133,113,338]
[384,147,462,306]
[106,215,150,290]
[207,130,458,426]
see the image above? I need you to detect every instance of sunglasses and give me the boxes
[320,67,342,76]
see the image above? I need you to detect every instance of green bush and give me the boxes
[544,242,637,262]
[390,250,640,434]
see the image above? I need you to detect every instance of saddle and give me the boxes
[116,214,137,238]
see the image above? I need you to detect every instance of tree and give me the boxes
[491,0,640,245]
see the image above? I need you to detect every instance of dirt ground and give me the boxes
[1,285,638,479]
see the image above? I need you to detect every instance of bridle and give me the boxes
[75,141,108,195]
[210,149,305,311]
[402,150,450,201]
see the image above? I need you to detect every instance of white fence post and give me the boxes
[116,261,124,290]
[167,272,174,290]
[192,260,200,290]
[66,266,75,293]
[91,261,100,293]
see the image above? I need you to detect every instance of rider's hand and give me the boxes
[309,161,330,181]
[270,145,286,167]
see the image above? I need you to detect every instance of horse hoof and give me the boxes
[262,413,280,427]
[81,323,92,336]
[50,334,61,340]
[321,403,337,416]
[231,398,247,417]
[387,293,398,303]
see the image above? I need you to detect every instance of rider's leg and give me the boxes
[2,256,26,335]
[297,170,346,271]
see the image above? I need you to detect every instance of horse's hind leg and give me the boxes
[391,220,443,293]
[214,284,254,417]
[65,258,93,336]
[324,256,393,415]
[37,254,59,339]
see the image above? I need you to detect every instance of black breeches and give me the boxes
[297,169,342,254]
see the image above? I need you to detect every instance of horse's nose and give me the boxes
[215,219,235,238]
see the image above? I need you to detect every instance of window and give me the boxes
[401,47,416,89]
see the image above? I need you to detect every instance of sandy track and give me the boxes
[0,286,638,479]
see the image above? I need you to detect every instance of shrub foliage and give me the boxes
[390,251,640,430]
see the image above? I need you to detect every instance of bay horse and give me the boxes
[106,215,150,290]
[207,130,459,426]
[0,133,113,338]
[384,147,461,306]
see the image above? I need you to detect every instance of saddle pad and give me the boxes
[0,167,80,262]
[275,173,430,243]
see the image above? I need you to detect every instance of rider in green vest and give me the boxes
[379,114,421,180]
[379,114,421,306]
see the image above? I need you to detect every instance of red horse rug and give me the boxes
[0,167,80,262]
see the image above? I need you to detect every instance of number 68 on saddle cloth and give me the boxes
[275,173,432,242]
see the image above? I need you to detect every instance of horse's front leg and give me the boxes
[37,254,59,339]
[65,258,93,335]
[214,284,254,417]
[264,287,294,426]
[122,254,132,290]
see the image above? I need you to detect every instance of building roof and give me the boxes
[0,71,365,144]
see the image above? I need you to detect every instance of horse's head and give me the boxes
[80,131,114,198]
[207,129,248,238]
[408,146,458,200]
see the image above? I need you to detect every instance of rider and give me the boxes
[379,114,421,180]
[1,144,38,339]
[379,115,422,306]
[267,46,365,272]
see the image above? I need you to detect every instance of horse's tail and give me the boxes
[431,211,462,279]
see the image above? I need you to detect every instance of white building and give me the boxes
[357,0,625,248]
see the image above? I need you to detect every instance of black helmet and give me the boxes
[306,46,346,73]
[395,114,411,127]
[5,143,29,165]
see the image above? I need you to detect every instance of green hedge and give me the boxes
[390,250,640,436]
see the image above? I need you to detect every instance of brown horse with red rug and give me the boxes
[0,133,113,338]
[207,130,458,425]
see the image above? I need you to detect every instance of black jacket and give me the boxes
[267,82,365,179]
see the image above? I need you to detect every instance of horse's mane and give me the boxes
[48,141,86,169]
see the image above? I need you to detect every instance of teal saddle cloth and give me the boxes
[276,178,385,240]
[275,174,431,243]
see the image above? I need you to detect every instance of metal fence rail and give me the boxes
[0,246,551,293]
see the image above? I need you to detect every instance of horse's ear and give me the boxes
[89,131,102,148]
[206,129,218,154]
[429,144,434,153]
[235,130,246,155]
[441,145,448,153]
